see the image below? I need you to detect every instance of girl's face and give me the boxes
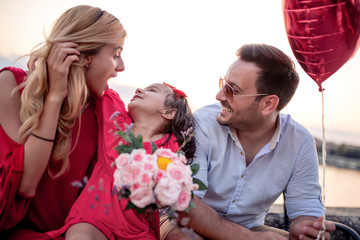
[128,83,174,115]
[85,43,125,97]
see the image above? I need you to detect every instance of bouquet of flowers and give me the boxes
[112,124,206,217]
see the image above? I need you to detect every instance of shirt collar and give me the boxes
[229,127,242,149]
[269,115,281,150]
[228,115,282,151]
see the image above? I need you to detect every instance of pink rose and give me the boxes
[130,184,154,208]
[145,154,157,162]
[131,149,147,162]
[143,161,157,174]
[182,166,194,190]
[154,176,181,207]
[115,153,131,168]
[172,153,188,164]
[167,163,186,183]
[154,170,165,182]
[143,163,154,171]
[176,189,191,211]
[120,164,142,186]
[131,182,141,191]
[113,169,123,191]
[139,171,152,185]
[154,148,175,159]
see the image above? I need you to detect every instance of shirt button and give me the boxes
[241,174,244,178]
[240,151,244,155]
[232,200,236,203]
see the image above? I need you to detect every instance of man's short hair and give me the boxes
[237,44,299,111]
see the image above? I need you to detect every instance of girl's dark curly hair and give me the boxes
[162,94,196,164]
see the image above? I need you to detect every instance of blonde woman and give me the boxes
[0,5,126,239]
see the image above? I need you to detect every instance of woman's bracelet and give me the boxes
[30,133,55,142]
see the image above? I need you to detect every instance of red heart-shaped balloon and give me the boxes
[283,0,360,91]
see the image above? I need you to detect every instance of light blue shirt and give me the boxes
[193,103,324,229]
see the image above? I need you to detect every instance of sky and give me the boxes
[1,0,360,146]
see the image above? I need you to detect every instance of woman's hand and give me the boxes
[18,42,80,197]
[46,42,80,102]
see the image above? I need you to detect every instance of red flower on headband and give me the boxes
[163,82,187,98]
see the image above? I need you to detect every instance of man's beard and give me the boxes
[216,113,231,127]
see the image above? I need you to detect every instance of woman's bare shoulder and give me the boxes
[0,69,23,143]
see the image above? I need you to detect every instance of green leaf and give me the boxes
[136,134,143,142]
[128,132,137,142]
[115,144,133,154]
[125,201,147,214]
[177,150,185,156]
[134,135,144,149]
[166,209,178,221]
[192,177,207,191]
[117,131,132,144]
[124,133,142,149]
[190,163,200,176]
[125,201,159,215]
[189,200,196,209]
[150,141,158,154]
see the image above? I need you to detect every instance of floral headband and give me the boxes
[163,82,187,98]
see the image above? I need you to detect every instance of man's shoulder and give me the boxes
[279,113,313,140]
[193,103,229,138]
[193,102,221,120]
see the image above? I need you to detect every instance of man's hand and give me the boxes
[168,196,289,240]
[290,216,336,240]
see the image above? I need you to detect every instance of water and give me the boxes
[275,165,360,208]
[308,127,360,147]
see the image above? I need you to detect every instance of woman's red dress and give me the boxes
[0,67,98,239]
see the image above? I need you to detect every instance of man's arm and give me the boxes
[289,216,336,240]
[185,196,251,239]
[167,196,287,240]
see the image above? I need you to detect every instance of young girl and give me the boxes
[0,5,126,239]
[46,83,195,240]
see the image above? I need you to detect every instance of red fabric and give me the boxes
[2,228,63,239]
[0,67,27,94]
[47,89,179,240]
[0,67,98,239]
[0,67,28,231]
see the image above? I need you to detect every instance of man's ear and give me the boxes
[260,95,279,116]
[161,108,177,120]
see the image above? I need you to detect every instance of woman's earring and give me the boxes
[86,64,89,68]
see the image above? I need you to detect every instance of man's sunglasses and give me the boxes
[219,77,269,101]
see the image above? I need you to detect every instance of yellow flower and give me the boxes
[157,157,172,171]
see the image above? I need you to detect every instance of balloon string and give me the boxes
[316,89,327,240]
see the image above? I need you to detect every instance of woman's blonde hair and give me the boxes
[19,5,126,178]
